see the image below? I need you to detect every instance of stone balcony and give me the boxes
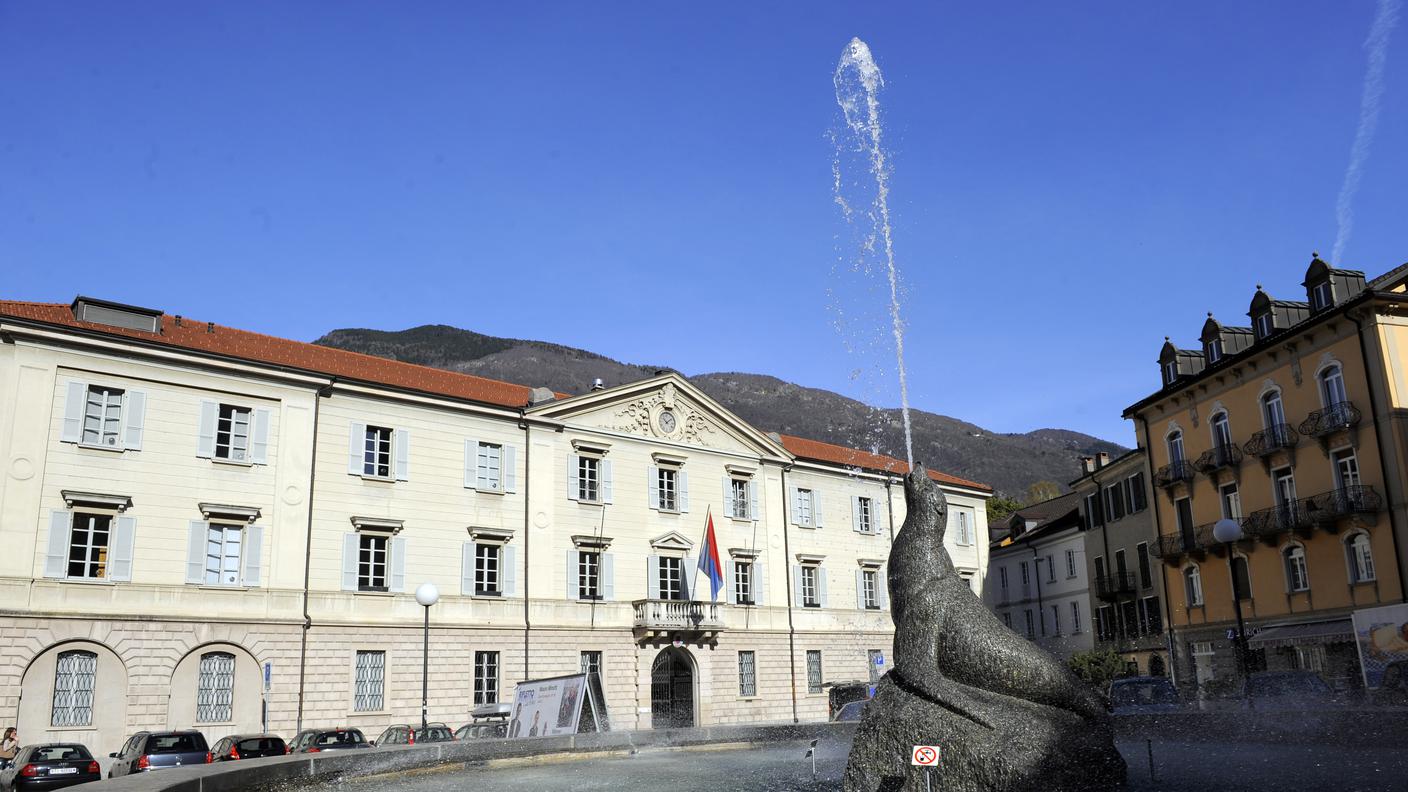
[632,599,724,641]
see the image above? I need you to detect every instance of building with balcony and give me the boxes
[0,296,992,755]
[1123,256,1407,694]
[986,492,1093,660]
[1071,450,1168,677]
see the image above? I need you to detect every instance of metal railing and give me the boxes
[1193,443,1243,474]
[1153,459,1196,489]
[1094,572,1137,600]
[1243,423,1299,457]
[1242,485,1382,539]
[1299,401,1361,438]
[1151,523,1215,559]
[631,599,724,631]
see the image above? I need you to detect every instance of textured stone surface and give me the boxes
[843,467,1126,792]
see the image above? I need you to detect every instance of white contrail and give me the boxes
[1333,0,1402,265]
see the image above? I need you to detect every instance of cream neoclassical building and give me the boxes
[0,296,990,755]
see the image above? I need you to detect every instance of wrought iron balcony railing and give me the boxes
[1243,423,1300,458]
[1094,572,1137,600]
[1153,459,1196,489]
[1150,523,1215,559]
[1299,401,1361,439]
[1303,484,1382,523]
[632,599,724,632]
[1193,443,1244,474]
[1243,502,1313,539]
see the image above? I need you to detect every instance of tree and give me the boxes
[985,495,1022,524]
[1067,648,1128,688]
[1024,480,1063,504]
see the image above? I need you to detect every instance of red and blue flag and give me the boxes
[698,511,725,600]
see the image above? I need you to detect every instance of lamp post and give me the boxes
[1211,519,1250,685]
[415,582,440,733]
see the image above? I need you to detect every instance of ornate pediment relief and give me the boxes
[612,383,722,447]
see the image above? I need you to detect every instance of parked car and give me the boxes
[825,681,873,720]
[288,728,370,753]
[210,734,288,761]
[107,731,210,778]
[1,743,101,790]
[372,725,415,747]
[1242,670,1339,709]
[831,699,868,722]
[413,724,455,744]
[456,703,512,740]
[1110,676,1182,715]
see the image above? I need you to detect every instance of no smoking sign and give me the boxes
[911,745,941,766]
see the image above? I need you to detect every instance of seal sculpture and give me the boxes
[843,466,1126,792]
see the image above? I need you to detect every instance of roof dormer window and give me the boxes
[1206,338,1223,364]
[1162,360,1178,386]
[1311,281,1333,312]
[1254,312,1273,340]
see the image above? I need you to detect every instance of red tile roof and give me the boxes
[777,433,991,493]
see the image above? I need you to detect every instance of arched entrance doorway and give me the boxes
[650,648,694,729]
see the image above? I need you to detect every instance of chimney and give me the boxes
[527,387,556,406]
[1079,456,1095,474]
[590,378,605,392]
[1097,452,1111,468]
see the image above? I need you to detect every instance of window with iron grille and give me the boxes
[738,651,756,697]
[862,569,879,609]
[578,550,601,599]
[354,650,385,711]
[476,442,503,490]
[82,385,124,447]
[215,405,252,461]
[205,523,243,586]
[196,652,235,722]
[362,426,393,478]
[857,497,872,533]
[580,651,602,678]
[730,478,750,519]
[659,556,684,600]
[67,513,111,580]
[475,543,502,596]
[358,534,388,592]
[577,456,600,502]
[657,467,677,511]
[51,650,96,727]
[733,560,754,605]
[474,651,499,705]
[805,650,822,694]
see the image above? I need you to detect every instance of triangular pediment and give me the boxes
[650,530,695,551]
[527,373,791,460]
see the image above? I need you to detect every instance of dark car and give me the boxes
[1110,676,1182,715]
[288,728,369,753]
[0,744,101,791]
[826,681,872,720]
[1242,670,1338,709]
[413,724,455,744]
[210,734,287,761]
[831,700,867,722]
[107,731,210,777]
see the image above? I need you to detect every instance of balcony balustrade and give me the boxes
[1299,401,1361,439]
[1094,572,1137,600]
[1302,484,1382,524]
[632,599,724,637]
[1153,459,1196,489]
[1151,523,1214,560]
[1193,443,1244,474]
[1243,423,1300,458]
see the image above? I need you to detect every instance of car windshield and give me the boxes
[1112,681,1178,705]
[416,727,454,741]
[318,731,365,746]
[32,745,92,762]
[149,734,206,753]
[1248,674,1330,696]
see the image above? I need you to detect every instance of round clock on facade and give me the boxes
[658,409,678,434]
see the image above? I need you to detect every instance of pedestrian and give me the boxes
[0,727,17,762]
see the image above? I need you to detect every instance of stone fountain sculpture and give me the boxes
[843,466,1127,792]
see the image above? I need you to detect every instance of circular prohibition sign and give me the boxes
[911,746,940,766]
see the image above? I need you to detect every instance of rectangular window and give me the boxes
[1121,599,1139,638]
[578,456,600,502]
[954,511,972,545]
[578,550,601,600]
[476,442,503,491]
[862,569,879,609]
[474,651,499,705]
[81,385,124,447]
[1142,595,1163,634]
[67,513,111,579]
[1162,360,1178,385]
[1020,562,1029,586]
[731,478,750,519]
[805,650,822,694]
[196,651,235,723]
[660,556,684,600]
[657,467,678,511]
[1097,605,1114,641]
[999,566,1009,591]
[1046,555,1056,583]
[1024,610,1035,638]
[214,404,252,461]
[1255,312,1273,339]
[354,650,385,711]
[795,488,814,526]
[358,534,388,592]
[1002,612,1012,629]
[1221,483,1242,522]
[1137,543,1152,589]
[1070,601,1082,634]
[1066,549,1077,578]
[1294,644,1327,673]
[738,651,757,697]
[733,560,754,605]
[1129,473,1148,512]
[475,543,502,596]
[204,523,244,586]
[1051,604,1061,635]
[1094,556,1106,583]
[1084,493,1103,529]
[1176,497,1194,542]
[580,651,602,678]
[1207,338,1223,363]
[1191,641,1215,684]
[51,650,96,727]
[801,566,820,607]
[1334,450,1361,491]
[363,426,393,478]
[857,497,873,534]
[1312,281,1332,311]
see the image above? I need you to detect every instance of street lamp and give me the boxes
[415,582,440,733]
[1211,519,1250,686]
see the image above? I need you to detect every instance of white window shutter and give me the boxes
[251,409,271,464]
[749,480,760,521]
[186,520,207,584]
[123,391,146,451]
[394,429,410,481]
[567,455,580,500]
[504,445,517,492]
[792,565,804,607]
[722,476,734,518]
[725,559,737,605]
[681,556,695,600]
[61,382,85,443]
[602,552,615,600]
[197,400,218,457]
[818,567,829,608]
[342,534,359,591]
[648,466,660,510]
[348,423,366,475]
[503,546,517,596]
[45,511,71,578]
[647,555,661,600]
[814,491,824,528]
[878,566,889,609]
[855,569,865,609]
[601,460,613,504]
[390,537,407,592]
[789,486,799,525]
[109,515,136,581]
[461,542,474,596]
[566,549,578,599]
[852,497,862,533]
[678,471,690,513]
[754,562,766,606]
[241,524,264,587]
[464,440,477,489]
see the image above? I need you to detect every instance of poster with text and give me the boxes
[1352,602,1408,688]
[507,674,588,739]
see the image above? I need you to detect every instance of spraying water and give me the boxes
[1332,0,1401,264]
[832,37,915,466]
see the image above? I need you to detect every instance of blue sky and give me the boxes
[3,2,1405,444]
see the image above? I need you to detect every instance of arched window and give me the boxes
[51,650,97,727]
[1320,364,1348,408]
[1210,411,1233,451]
[1347,533,1376,584]
[196,651,235,723]
[1167,430,1185,465]
[1231,555,1252,600]
[1284,545,1310,592]
[1261,390,1286,428]
[1184,565,1203,607]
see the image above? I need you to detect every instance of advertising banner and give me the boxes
[507,673,594,739]
[1352,602,1408,688]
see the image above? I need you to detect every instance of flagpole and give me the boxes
[690,505,710,602]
